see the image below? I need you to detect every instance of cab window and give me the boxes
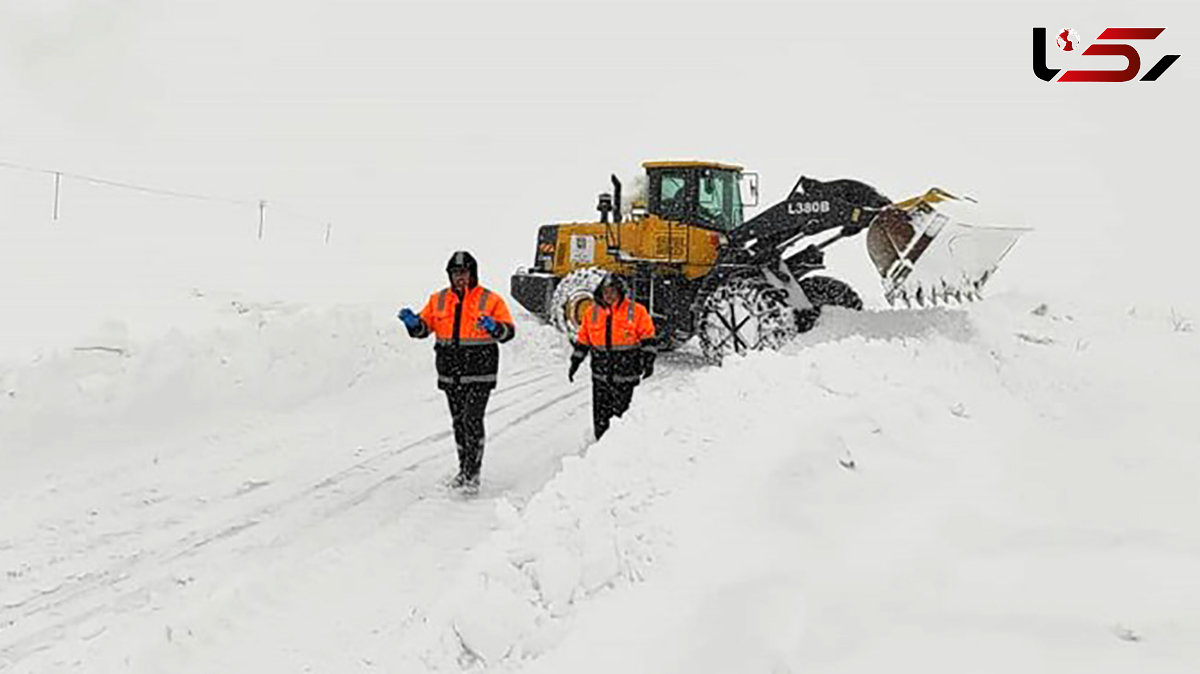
[659,172,689,219]
[698,170,741,231]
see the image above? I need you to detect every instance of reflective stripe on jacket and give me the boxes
[414,285,515,389]
[573,298,655,382]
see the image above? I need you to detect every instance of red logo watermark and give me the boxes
[1033,27,1181,82]
[1056,28,1081,51]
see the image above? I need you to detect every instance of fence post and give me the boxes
[258,200,267,239]
[53,172,62,220]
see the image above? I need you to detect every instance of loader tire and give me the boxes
[549,267,608,335]
[794,275,863,333]
[697,276,797,363]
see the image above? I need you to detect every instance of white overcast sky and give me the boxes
[1,0,1197,308]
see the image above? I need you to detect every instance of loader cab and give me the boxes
[645,161,746,232]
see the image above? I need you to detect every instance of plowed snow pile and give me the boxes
[397,298,1200,673]
[2,294,1197,673]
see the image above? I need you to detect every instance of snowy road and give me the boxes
[0,330,595,671]
[3,298,1199,673]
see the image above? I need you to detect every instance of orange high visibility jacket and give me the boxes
[573,298,656,383]
[411,285,515,388]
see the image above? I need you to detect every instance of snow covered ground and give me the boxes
[2,291,1198,672]
[0,300,591,671]
[3,0,1198,671]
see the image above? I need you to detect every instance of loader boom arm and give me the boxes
[726,176,891,266]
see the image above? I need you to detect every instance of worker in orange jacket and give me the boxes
[398,250,515,492]
[568,273,656,440]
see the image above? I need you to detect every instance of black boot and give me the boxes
[462,443,483,493]
[449,446,470,488]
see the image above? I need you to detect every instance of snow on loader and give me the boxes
[510,160,1025,362]
[867,188,1029,307]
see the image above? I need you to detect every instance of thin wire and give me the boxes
[69,172,257,207]
[0,159,255,206]
[0,158,330,225]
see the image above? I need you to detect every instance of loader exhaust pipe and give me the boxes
[611,175,622,224]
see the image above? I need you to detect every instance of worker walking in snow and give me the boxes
[568,273,656,440]
[397,250,515,492]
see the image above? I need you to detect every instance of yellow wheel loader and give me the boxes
[510,160,1027,361]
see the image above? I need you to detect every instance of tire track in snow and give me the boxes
[321,386,589,517]
[0,365,582,669]
[1,367,552,598]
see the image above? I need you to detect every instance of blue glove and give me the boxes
[477,315,498,334]
[398,308,419,329]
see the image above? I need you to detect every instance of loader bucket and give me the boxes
[866,188,1029,306]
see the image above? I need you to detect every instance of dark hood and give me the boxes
[445,250,479,288]
[593,272,627,306]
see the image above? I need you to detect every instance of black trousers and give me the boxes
[593,378,636,440]
[444,385,491,479]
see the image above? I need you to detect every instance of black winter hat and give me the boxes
[446,250,479,287]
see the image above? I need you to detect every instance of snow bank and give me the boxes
[0,287,567,495]
[0,298,414,482]
[399,296,1200,672]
